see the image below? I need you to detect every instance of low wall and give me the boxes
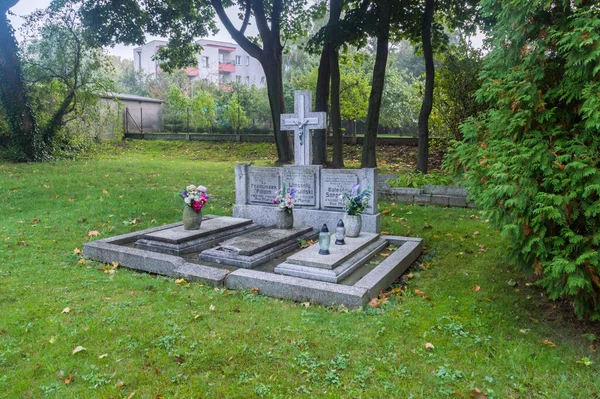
[123,133,419,146]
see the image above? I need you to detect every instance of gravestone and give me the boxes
[234,164,380,233]
[280,90,326,166]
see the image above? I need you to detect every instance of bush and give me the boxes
[447,0,600,319]
[388,171,454,188]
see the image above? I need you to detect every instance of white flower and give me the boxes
[197,185,207,193]
[186,184,196,192]
[184,197,192,205]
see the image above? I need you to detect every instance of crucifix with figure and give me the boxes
[280,90,327,166]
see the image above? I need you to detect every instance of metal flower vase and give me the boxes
[276,209,294,229]
[183,206,202,230]
[343,214,362,237]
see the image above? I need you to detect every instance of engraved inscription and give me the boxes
[283,168,316,206]
[321,174,359,208]
[249,168,281,203]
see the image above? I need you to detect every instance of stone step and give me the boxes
[284,232,379,270]
[274,238,388,283]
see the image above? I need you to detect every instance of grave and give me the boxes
[83,215,423,307]
[82,90,422,306]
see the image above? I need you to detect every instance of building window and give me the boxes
[235,55,242,65]
[219,53,224,63]
[201,56,209,68]
[246,56,250,66]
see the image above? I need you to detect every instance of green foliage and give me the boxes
[223,93,250,132]
[430,38,484,140]
[447,0,600,319]
[380,68,420,130]
[388,171,454,188]
[189,90,217,133]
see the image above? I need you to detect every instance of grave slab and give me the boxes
[200,227,316,268]
[275,238,388,283]
[284,232,379,269]
[141,216,251,244]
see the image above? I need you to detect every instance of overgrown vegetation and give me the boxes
[447,0,600,319]
[388,171,454,188]
[0,141,598,397]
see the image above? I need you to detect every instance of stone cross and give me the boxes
[280,90,327,166]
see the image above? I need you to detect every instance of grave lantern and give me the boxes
[318,224,331,255]
[335,219,345,245]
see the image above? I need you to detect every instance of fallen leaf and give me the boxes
[174,356,184,364]
[72,345,86,355]
[88,230,100,237]
[209,304,215,311]
[540,339,556,347]
[415,289,426,296]
[31,218,40,224]
[78,259,85,264]
[473,231,480,236]
[99,353,108,359]
[102,189,109,195]
[380,231,391,235]
[174,278,186,285]
[425,342,435,350]
[251,287,259,295]
[116,380,124,388]
[382,209,391,215]
[470,388,487,399]
[49,336,55,344]
[130,291,137,296]
[473,285,481,291]
[301,302,311,308]
[380,253,390,257]
[73,248,82,255]
[62,307,70,313]
[127,392,136,399]
[18,241,26,246]
[64,374,72,385]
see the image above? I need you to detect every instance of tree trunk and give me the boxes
[330,48,343,168]
[313,43,330,165]
[417,0,435,174]
[329,0,343,168]
[210,0,293,163]
[261,55,293,164]
[361,1,390,168]
[0,7,43,161]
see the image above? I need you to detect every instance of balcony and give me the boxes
[219,61,236,73]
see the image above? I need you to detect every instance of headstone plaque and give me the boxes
[321,173,359,209]
[282,167,317,206]
[249,167,281,204]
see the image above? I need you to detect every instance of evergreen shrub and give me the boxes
[447,0,600,318]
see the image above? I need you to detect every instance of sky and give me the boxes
[8,0,254,60]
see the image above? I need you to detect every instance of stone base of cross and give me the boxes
[280,90,327,166]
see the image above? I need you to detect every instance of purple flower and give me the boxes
[182,190,188,197]
[290,188,296,196]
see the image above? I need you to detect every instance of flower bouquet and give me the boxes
[181,184,209,230]
[339,184,372,237]
[273,184,295,229]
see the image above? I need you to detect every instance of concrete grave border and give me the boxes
[83,219,422,307]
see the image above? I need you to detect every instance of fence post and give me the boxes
[140,108,143,135]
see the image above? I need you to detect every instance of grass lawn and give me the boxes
[1,140,598,398]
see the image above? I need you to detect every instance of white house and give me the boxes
[133,39,266,87]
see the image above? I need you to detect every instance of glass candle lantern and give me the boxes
[318,224,331,255]
[335,219,345,245]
